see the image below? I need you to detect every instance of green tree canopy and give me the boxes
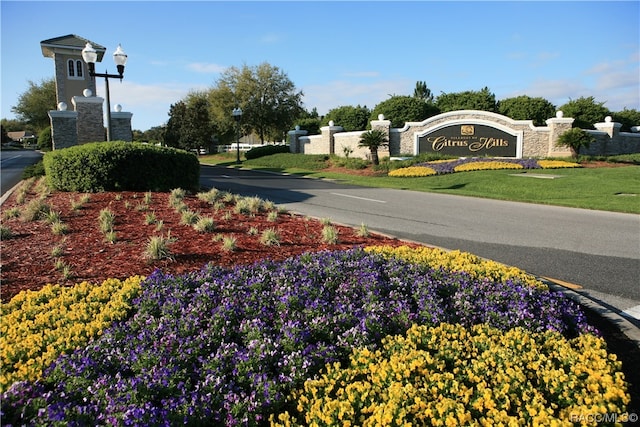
[370,96,440,128]
[413,81,434,104]
[208,63,304,143]
[498,95,557,126]
[181,92,214,151]
[435,87,497,113]
[324,105,370,131]
[558,96,611,130]
[11,78,57,132]
[612,108,640,132]
[164,101,187,148]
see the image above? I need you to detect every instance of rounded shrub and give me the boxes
[43,142,200,192]
[244,144,290,160]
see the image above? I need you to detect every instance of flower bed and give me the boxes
[272,323,629,426]
[2,247,625,426]
[390,158,581,177]
[0,276,143,391]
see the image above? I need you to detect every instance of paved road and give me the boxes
[1,149,43,195]
[200,165,640,321]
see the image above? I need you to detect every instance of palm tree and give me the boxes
[358,129,389,165]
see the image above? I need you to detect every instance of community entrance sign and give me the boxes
[417,122,519,157]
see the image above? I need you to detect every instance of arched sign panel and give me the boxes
[418,124,519,157]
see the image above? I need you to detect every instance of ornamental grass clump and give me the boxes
[1,248,607,426]
[272,323,629,426]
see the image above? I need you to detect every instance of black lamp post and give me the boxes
[82,43,128,142]
[232,107,243,164]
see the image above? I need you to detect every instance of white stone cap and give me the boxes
[72,95,104,107]
[111,111,133,119]
[48,110,77,118]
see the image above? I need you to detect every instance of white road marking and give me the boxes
[0,155,22,164]
[330,192,386,203]
[220,175,232,178]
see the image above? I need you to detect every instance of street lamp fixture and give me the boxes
[82,42,128,142]
[232,107,243,164]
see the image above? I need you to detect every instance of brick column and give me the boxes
[111,109,134,142]
[72,90,105,143]
[48,103,78,150]
[370,114,392,157]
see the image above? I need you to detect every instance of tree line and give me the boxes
[3,63,639,152]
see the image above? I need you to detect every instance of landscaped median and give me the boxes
[1,246,630,426]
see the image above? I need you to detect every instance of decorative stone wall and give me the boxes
[290,110,640,160]
[49,90,134,149]
[583,117,640,156]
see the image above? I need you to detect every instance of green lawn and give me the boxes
[199,153,640,214]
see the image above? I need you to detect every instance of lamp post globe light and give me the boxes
[81,42,128,142]
[232,107,243,164]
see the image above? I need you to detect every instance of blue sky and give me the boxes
[2,1,639,132]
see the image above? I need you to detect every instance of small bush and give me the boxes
[321,225,339,244]
[21,160,45,179]
[193,216,216,233]
[43,142,200,192]
[244,144,290,160]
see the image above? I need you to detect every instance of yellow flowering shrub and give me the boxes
[454,161,524,172]
[0,276,143,391]
[366,245,546,289]
[388,166,437,177]
[271,323,630,426]
[538,160,582,169]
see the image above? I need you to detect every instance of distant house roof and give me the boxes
[40,34,106,62]
[7,131,36,141]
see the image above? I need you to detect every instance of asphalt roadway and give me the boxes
[200,165,640,325]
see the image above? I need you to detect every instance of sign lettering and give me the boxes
[419,124,517,157]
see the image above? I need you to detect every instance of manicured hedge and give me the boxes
[244,144,290,160]
[43,142,200,192]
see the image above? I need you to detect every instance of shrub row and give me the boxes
[43,142,200,192]
[245,144,290,160]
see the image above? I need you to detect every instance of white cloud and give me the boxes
[259,32,282,44]
[343,71,380,78]
[301,78,411,115]
[97,80,208,130]
[186,62,227,73]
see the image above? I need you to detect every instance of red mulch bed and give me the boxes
[0,185,412,303]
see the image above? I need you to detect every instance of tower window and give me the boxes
[67,59,84,80]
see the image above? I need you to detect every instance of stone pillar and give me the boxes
[48,102,78,150]
[111,105,133,142]
[594,116,622,138]
[320,121,343,155]
[72,89,105,144]
[288,125,308,153]
[545,111,574,157]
